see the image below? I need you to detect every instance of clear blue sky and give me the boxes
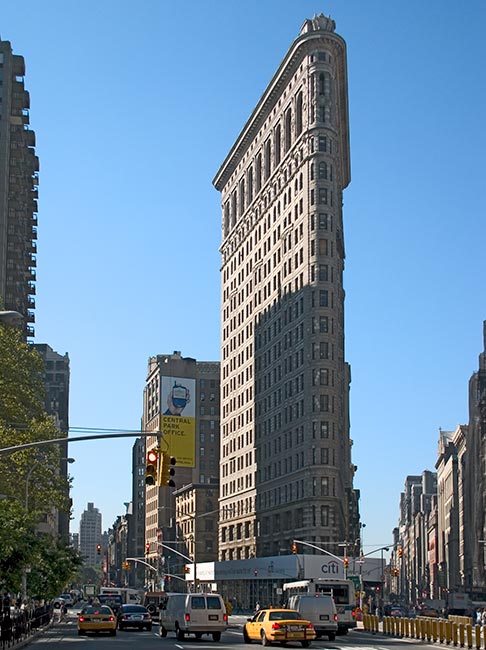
[2,0,485,554]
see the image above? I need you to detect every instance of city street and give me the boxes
[28,611,441,649]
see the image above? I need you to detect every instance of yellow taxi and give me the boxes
[77,605,117,636]
[243,608,316,647]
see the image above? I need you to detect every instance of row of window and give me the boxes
[222,450,253,478]
[224,93,304,231]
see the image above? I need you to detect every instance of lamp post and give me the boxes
[160,506,223,592]
[357,545,391,613]
[179,508,222,592]
[0,310,23,326]
[25,456,75,510]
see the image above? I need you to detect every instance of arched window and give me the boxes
[231,191,237,226]
[247,165,253,203]
[264,139,271,180]
[285,108,292,152]
[296,92,303,136]
[255,153,262,192]
[224,201,230,234]
[274,124,281,165]
[239,178,245,214]
[319,161,327,179]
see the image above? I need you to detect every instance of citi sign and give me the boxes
[321,561,340,575]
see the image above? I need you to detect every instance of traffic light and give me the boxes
[123,561,130,570]
[398,546,403,559]
[184,565,190,574]
[158,452,176,487]
[343,556,349,569]
[145,542,150,555]
[96,544,102,555]
[291,542,298,554]
[145,449,159,486]
[393,567,399,576]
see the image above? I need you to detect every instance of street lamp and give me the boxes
[25,457,75,510]
[0,310,23,326]
[357,545,391,613]
[159,506,222,591]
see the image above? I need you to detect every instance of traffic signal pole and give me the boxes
[0,430,161,456]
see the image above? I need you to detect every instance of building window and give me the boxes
[255,153,262,192]
[321,477,329,496]
[275,124,281,165]
[319,290,328,307]
[296,92,303,136]
[320,342,329,359]
[321,506,329,526]
[320,421,329,438]
[264,139,271,180]
[285,108,292,152]
[248,166,254,203]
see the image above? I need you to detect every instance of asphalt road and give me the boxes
[26,610,441,649]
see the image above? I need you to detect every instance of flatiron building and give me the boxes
[213,15,359,561]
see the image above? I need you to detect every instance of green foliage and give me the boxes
[0,323,80,597]
[0,499,34,591]
[28,540,84,600]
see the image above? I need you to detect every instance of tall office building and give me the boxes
[79,502,102,566]
[34,343,71,541]
[130,437,146,587]
[142,351,220,584]
[213,15,359,561]
[0,38,38,339]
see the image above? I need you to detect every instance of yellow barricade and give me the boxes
[475,624,481,649]
[452,622,458,646]
[445,620,452,645]
[458,623,465,647]
[432,618,438,642]
[465,623,472,649]
[439,618,445,643]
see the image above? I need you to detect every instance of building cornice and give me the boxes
[213,27,348,192]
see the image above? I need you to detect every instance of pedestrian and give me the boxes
[481,609,486,626]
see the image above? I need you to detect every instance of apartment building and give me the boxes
[33,343,71,542]
[393,322,486,604]
[213,14,359,561]
[0,38,38,339]
[79,502,102,566]
[142,351,220,584]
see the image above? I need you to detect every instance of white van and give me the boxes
[159,593,228,641]
[287,594,338,640]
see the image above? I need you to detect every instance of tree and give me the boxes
[0,324,75,595]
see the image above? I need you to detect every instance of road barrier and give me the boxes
[363,614,486,648]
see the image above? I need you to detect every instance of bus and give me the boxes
[282,579,356,634]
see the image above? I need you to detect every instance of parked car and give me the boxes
[390,607,406,617]
[77,605,117,636]
[117,604,152,631]
[417,607,439,618]
[243,608,316,647]
[58,593,74,607]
